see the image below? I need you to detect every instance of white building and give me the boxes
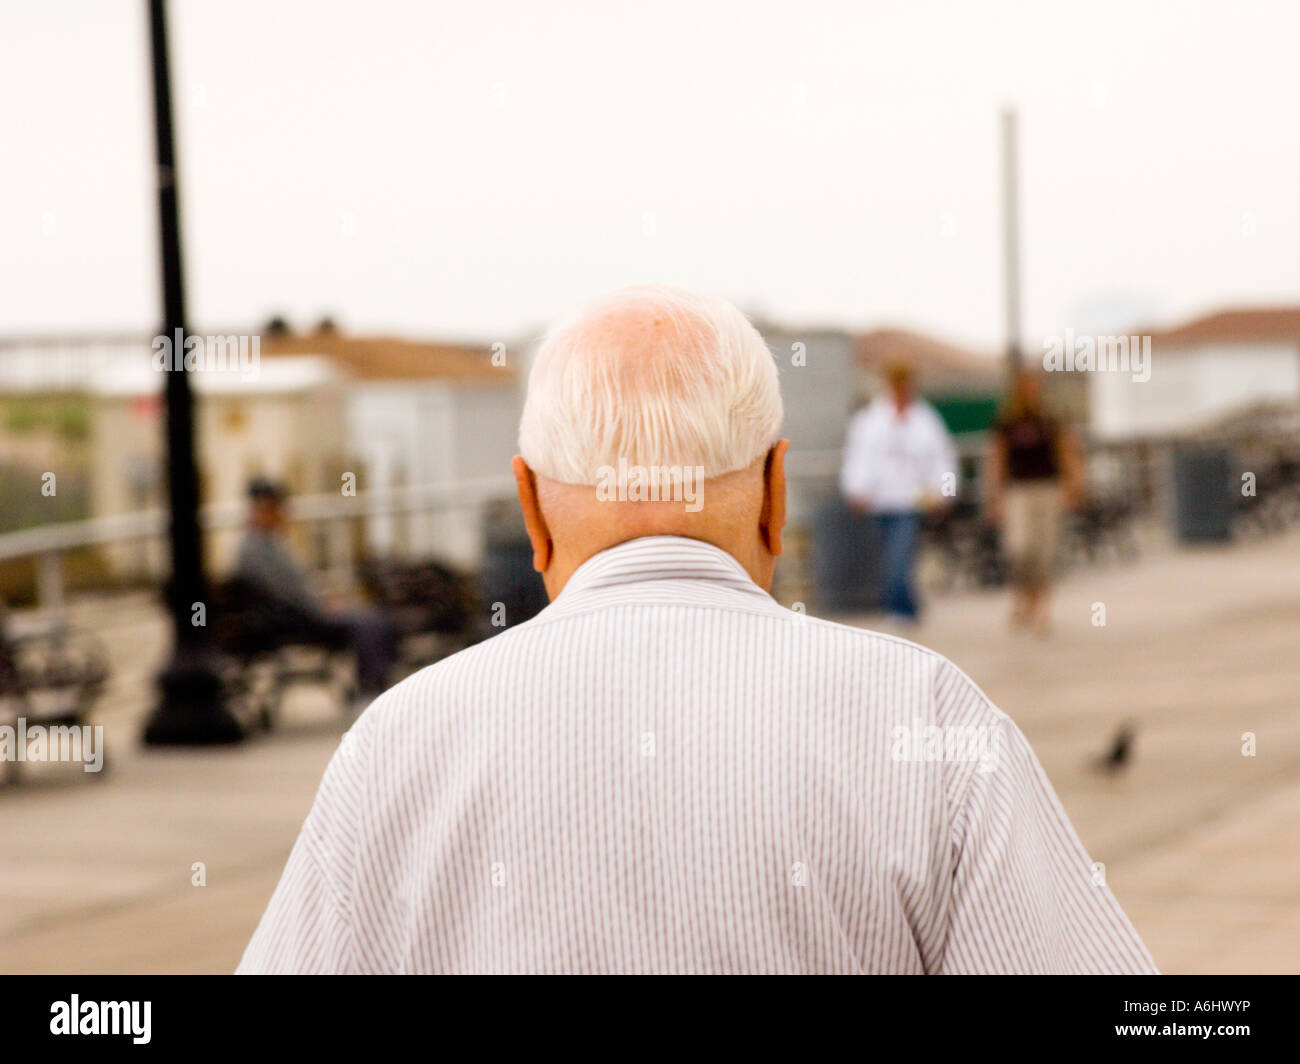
[0,330,521,583]
[1090,307,1300,441]
[0,337,346,578]
[262,330,520,565]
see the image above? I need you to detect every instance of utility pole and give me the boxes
[1001,106,1023,374]
[141,0,243,745]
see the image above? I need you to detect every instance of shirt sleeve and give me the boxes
[236,723,368,974]
[937,685,1157,974]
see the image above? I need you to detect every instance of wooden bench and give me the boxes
[0,625,109,784]
[211,561,488,731]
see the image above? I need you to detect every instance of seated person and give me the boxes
[233,477,397,706]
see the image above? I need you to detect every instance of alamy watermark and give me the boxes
[50,996,150,1045]
[891,718,1003,773]
[595,458,706,513]
[1042,330,1150,383]
[0,717,104,772]
[152,329,260,380]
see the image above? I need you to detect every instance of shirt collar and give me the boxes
[554,535,769,602]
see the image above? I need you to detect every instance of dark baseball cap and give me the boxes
[247,476,288,502]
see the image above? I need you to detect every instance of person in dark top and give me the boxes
[234,478,397,705]
[986,372,1083,634]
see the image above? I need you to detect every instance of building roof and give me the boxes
[1143,306,1300,347]
[261,330,514,384]
[91,355,339,398]
[0,330,517,392]
[856,328,1000,376]
[0,341,337,397]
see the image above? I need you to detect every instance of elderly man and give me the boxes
[239,286,1155,974]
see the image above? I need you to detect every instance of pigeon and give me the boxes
[1093,722,1136,773]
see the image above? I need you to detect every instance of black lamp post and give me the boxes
[141,0,244,745]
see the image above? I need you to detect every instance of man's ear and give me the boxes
[760,439,790,557]
[512,455,553,573]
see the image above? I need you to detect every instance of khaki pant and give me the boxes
[1003,481,1062,588]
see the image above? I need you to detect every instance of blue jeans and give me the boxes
[873,511,922,620]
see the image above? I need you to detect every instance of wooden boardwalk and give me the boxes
[2,530,1298,973]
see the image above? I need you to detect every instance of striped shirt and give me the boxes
[237,535,1156,974]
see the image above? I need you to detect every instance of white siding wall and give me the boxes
[1091,342,1300,439]
[347,383,519,566]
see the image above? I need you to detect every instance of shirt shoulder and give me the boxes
[755,609,1007,729]
[914,400,950,431]
[847,403,881,433]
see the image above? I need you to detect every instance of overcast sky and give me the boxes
[2,0,1298,349]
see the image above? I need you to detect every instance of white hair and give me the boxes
[518,285,783,485]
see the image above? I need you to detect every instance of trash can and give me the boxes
[1170,445,1233,542]
[480,501,549,631]
[811,494,881,613]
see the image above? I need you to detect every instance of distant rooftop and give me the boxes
[91,355,338,398]
[856,328,1000,375]
[261,328,513,384]
[1143,306,1300,346]
[0,329,516,392]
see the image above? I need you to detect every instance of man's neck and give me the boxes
[545,530,772,600]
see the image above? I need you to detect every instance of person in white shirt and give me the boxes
[839,363,957,624]
[238,285,1155,974]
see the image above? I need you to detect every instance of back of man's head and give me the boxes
[519,285,782,484]
[512,286,789,596]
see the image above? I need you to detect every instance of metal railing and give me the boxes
[0,475,518,627]
[0,443,987,628]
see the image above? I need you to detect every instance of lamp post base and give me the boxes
[142,649,245,746]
